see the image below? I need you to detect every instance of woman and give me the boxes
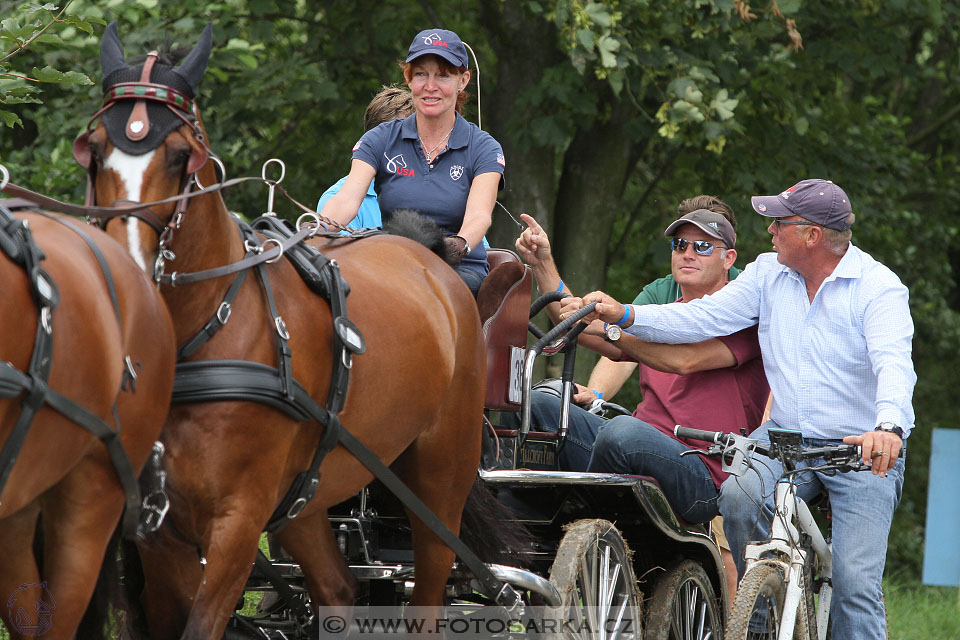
[321,28,505,295]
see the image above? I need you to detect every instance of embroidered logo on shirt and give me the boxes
[352,139,362,152]
[449,165,464,181]
[496,153,506,167]
[384,152,415,177]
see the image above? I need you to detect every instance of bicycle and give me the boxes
[673,425,877,640]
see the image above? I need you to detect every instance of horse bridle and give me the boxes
[71,52,211,258]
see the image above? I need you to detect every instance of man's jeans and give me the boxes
[718,422,904,640]
[526,391,720,524]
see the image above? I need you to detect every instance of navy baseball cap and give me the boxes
[751,179,853,231]
[406,29,469,69]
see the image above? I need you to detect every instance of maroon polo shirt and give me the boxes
[632,324,769,489]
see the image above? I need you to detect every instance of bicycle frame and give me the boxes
[742,478,832,640]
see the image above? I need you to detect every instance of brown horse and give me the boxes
[77,23,486,639]
[0,198,176,639]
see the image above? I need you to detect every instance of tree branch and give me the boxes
[906,102,960,149]
[416,0,444,27]
[0,0,73,65]
[610,145,681,257]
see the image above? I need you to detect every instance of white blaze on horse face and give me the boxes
[104,148,155,272]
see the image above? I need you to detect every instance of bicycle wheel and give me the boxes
[725,563,787,640]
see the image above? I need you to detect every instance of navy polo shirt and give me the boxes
[352,112,505,276]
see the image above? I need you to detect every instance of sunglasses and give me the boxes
[773,219,818,231]
[671,237,723,256]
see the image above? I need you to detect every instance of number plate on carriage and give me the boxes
[508,346,524,404]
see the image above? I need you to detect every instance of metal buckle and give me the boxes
[40,307,52,334]
[286,497,307,520]
[217,302,232,324]
[495,582,524,614]
[275,316,290,340]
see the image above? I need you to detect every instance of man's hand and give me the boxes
[515,213,552,266]
[843,430,903,477]
[559,291,631,327]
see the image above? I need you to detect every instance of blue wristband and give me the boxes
[591,389,603,400]
[555,280,565,293]
[615,304,632,327]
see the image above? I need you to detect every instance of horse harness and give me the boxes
[0,202,154,539]
[11,63,525,611]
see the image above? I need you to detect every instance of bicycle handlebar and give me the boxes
[672,425,882,475]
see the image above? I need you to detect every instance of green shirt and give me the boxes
[631,265,742,305]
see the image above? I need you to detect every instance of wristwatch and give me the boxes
[604,324,622,343]
[875,422,904,439]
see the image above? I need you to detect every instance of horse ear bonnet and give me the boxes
[98,21,212,155]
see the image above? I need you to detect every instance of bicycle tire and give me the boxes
[725,563,787,640]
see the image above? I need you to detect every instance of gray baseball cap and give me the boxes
[750,179,853,231]
[664,209,736,249]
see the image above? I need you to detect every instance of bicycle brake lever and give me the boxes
[680,445,721,457]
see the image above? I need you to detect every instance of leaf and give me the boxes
[794,116,809,135]
[62,14,106,35]
[577,29,595,51]
[777,0,803,16]
[709,89,738,120]
[597,35,619,68]
[31,66,93,85]
[584,3,613,28]
[233,52,258,70]
[0,109,23,128]
[667,77,696,99]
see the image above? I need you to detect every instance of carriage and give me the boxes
[233,247,728,640]
[0,23,727,640]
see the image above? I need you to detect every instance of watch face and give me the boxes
[605,324,622,342]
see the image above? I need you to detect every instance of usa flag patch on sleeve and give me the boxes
[352,139,362,152]
[496,152,506,167]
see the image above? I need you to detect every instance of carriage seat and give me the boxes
[477,248,532,411]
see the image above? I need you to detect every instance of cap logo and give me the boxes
[757,203,767,212]
[449,165,464,181]
[422,32,448,47]
[780,183,800,199]
[708,221,719,231]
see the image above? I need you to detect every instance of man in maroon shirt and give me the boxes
[518,209,769,525]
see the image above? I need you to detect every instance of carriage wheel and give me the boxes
[644,559,722,640]
[545,519,642,639]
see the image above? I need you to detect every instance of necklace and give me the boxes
[418,127,452,163]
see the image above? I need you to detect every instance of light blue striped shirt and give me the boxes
[624,245,916,440]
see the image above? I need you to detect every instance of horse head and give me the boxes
[74,21,215,278]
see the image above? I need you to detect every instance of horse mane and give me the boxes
[381,209,458,265]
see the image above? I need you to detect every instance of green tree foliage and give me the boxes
[2,0,957,580]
